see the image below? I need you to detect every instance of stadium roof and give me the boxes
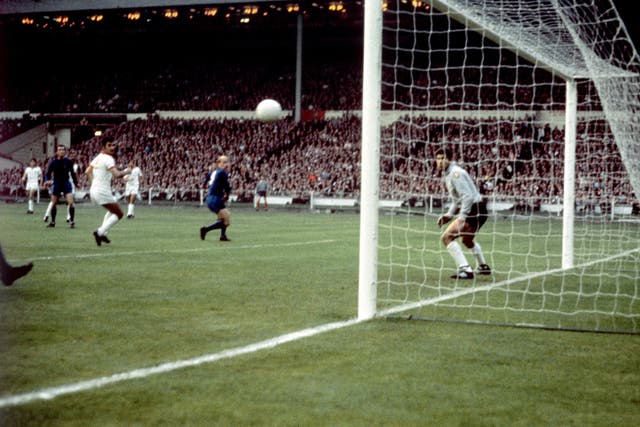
[0,1,365,31]
[1,0,300,15]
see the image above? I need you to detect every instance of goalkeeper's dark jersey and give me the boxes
[46,157,77,186]
[206,168,231,198]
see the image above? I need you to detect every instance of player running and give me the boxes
[200,155,232,242]
[85,136,131,246]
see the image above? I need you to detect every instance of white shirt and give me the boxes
[24,166,42,186]
[125,166,142,188]
[445,161,482,220]
[89,152,116,193]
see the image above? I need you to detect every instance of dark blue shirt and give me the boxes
[206,168,231,198]
[46,157,77,186]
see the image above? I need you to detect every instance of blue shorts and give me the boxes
[206,195,226,213]
[51,182,73,196]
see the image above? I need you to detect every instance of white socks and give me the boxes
[471,242,487,265]
[98,212,120,236]
[28,200,34,211]
[447,241,472,272]
[448,241,487,271]
[127,203,134,216]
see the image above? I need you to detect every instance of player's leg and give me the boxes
[44,197,53,222]
[127,193,136,218]
[93,203,124,245]
[218,209,231,241]
[0,244,12,283]
[461,233,490,274]
[48,194,59,227]
[200,215,225,240]
[462,203,491,275]
[27,189,35,213]
[0,244,33,286]
[201,197,228,240]
[442,219,474,279]
[65,192,75,227]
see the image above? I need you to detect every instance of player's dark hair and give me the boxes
[435,147,454,160]
[101,136,114,147]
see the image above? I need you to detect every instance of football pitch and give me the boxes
[0,202,638,425]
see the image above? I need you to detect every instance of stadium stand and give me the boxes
[0,115,634,215]
[0,2,636,212]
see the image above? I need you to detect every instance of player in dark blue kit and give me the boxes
[200,155,232,242]
[45,145,78,228]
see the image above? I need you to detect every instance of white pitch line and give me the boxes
[0,318,363,408]
[4,246,637,408]
[28,239,336,261]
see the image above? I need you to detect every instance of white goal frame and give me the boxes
[358,0,640,325]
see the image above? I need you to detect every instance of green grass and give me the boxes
[0,202,639,426]
[378,212,640,332]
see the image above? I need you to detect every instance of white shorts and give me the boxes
[124,185,139,197]
[90,188,117,205]
[26,183,39,191]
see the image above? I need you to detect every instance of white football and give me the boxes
[256,99,282,122]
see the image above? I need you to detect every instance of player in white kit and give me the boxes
[123,160,143,218]
[22,158,42,214]
[85,136,131,246]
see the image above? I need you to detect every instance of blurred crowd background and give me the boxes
[0,1,636,210]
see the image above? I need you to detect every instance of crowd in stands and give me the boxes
[0,115,635,209]
[1,58,602,115]
[378,117,635,207]
[0,62,359,114]
[0,22,632,209]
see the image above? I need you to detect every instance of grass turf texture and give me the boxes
[0,202,638,425]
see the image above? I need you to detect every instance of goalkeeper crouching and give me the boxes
[435,148,491,280]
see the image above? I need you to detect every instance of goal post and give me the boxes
[562,79,577,270]
[358,0,383,320]
[359,0,640,332]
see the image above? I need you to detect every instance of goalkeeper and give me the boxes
[435,148,491,279]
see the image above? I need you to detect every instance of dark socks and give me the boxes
[205,220,224,232]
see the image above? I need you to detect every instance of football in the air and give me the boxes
[255,99,282,122]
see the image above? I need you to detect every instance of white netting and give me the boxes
[374,0,640,332]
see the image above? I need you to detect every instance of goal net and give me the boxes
[359,0,640,333]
